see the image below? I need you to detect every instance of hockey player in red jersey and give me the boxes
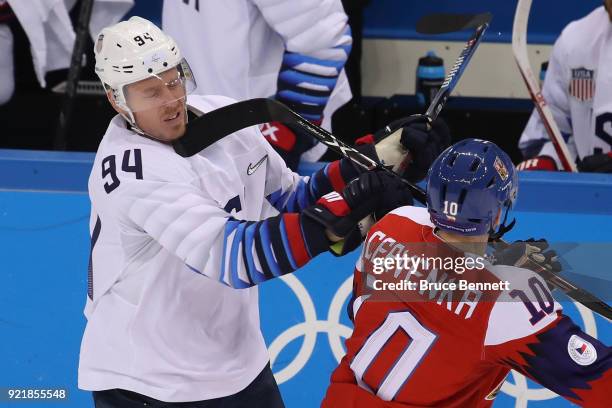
[322,139,611,407]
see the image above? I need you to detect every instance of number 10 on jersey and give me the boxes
[350,311,437,401]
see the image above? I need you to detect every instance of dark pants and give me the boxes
[93,364,285,408]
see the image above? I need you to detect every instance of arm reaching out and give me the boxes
[484,270,611,406]
[253,0,352,123]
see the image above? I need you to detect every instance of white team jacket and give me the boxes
[520,6,612,165]
[7,0,132,87]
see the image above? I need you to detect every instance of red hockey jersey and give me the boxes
[323,206,611,408]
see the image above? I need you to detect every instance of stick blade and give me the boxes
[416,12,492,34]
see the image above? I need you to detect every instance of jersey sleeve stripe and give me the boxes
[295,179,314,211]
[258,220,283,277]
[243,222,264,285]
[279,216,299,270]
[266,216,295,274]
[283,213,311,267]
[253,222,276,280]
[326,160,347,192]
[229,222,251,288]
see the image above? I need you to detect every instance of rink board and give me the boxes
[0,149,610,408]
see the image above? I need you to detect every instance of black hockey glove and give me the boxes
[359,115,451,183]
[493,238,562,273]
[303,170,413,256]
[577,151,612,173]
[342,170,414,221]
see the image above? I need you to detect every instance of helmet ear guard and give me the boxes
[489,201,516,241]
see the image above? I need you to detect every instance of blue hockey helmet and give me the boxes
[426,138,518,236]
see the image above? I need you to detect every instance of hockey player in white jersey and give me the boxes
[162,0,352,169]
[78,17,414,407]
[518,1,612,173]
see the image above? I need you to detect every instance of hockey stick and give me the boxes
[424,13,491,122]
[416,12,493,35]
[54,0,95,150]
[374,12,491,173]
[512,0,577,172]
[176,12,492,158]
[174,98,612,320]
[172,18,610,319]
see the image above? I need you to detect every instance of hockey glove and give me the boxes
[516,156,558,171]
[303,171,413,256]
[355,115,451,183]
[342,170,414,221]
[577,151,612,173]
[493,238,562,273]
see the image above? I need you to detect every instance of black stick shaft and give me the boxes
[425,21,490,122]
[54,0,94,150]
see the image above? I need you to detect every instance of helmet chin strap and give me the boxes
[488,203,515,241]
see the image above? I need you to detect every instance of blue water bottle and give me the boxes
[416,51,445,107]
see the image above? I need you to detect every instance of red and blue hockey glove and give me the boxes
[303,171,414,256]
[516,156,558,171]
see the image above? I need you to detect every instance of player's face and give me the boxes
[126,68,187,142]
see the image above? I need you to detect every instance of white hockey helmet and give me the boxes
[94,16,196,125]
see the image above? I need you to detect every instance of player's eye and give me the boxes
[145,89,160,98]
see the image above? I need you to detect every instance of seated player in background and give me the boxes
[518,1,612,173]
[323,139,611,407]
[80,16,418,408]
[0,0,132,105]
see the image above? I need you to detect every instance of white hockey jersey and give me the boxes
[6,0,133,87]
[520,6,612,166]
[78,94,323,401]
[161,0,353,160]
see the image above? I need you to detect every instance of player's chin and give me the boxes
[160,111,186,141]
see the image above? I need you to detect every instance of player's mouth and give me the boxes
[164,110,182,123]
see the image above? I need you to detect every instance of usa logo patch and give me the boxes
[567,334,597,366]
[569,68,595,102]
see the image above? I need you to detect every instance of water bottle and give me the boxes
[416,51,445,107]
[539,61,549,87]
